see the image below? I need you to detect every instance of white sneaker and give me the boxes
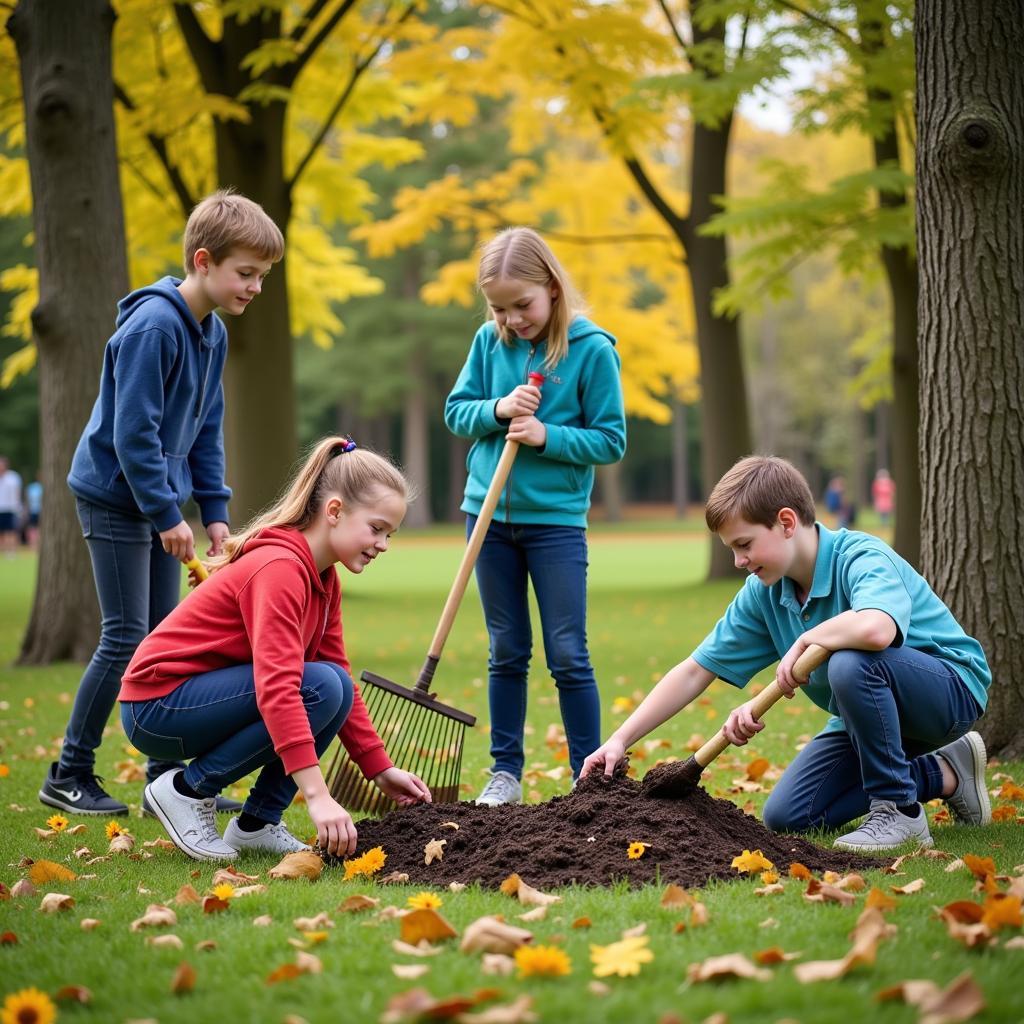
[475,770,522,806]
[143,770,237,862]
[223,817,311,855]
[833,799,934,852]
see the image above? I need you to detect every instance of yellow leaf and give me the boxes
[27,859,77,884]
[590,935,654,978]
[400,908,458,946]
[731,849,775,874]
[269,851,323,881]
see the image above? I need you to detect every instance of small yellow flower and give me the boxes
[105,820,124,840]
[760,869,780,885]
[627,841,649,860]
[342,845,388,880]
[406,891,442,910]
[590,935,654,978]
[514,944,572,977]
[45,814,69,833]
[1,986,57,1024]
[211,883,236,901]
[0,763,10,778]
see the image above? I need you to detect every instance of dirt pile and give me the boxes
[329,772,877,889]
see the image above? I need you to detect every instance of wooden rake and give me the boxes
[326,372,546,815]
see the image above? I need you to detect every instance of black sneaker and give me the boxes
[39,762,129,816]
[141,790,243,817]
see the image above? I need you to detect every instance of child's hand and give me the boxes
[159,521,195,561]
[305,791,357,856]
[206,521,229,556]
[722,700,766,746]
[496,383,541,419]
[580,737,627,779]
[507,415,546,448]
[372,767,432,806]
[776,636,813,696]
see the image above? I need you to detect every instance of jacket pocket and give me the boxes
[164,452,193,504]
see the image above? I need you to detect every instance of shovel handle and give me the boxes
[183,556,208,582]
[416,372,545,692]
[694,643,830,769]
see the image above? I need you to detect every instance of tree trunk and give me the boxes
[671,396,689,516]
[856,8,921,567]
[916,0,1024,758]
[9,0,128,664]
[597,463,623,522]
[447,434,468,522]
[400,258,431,527]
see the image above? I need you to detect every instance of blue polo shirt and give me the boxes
[693,524,990,732]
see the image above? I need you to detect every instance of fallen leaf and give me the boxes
[170,961,195,994]
[460,915,533,955]
[687,953,771,983]
[109,832,136,854]
[143,838,176,851]
[891,878,926,895]
[457,995,538,1023]
[789,862,812,880]
[794,907,897,983]
[10,879,35,898]
[269,851,323,881]
[147,934,184,950]
[40,892,75,913]
[754,882,785,896]
[80,918,101,930]
[499,873,560,906]
[380,989,476,1024]
[130,904,177,931]
[253,915,273,927]
[424,838,447,864]
[731,849,774,874]
[212,865,259,884]
[754,947,801,964]
[173,885,202,905]
[380,871,410,885]
[338,894,379,914]
[804,879,856,906]
[232,883,266,898]
[449,882,466,893]
[202,895,230,914]
[572,917,592,929]
[392,939,443,958]
[981,893,1022,931]
[518,906,547,922]
[481,953,517,976]
[866,888,898,911]
[746,757,771,781]
[294,911,334,931]
[963,855,997,880]
[400,907,458,945]
[587,981,611,996]
[836,873,867,892]
[266,963,305,985]
[195,940,217,952]
[392,963,430,979]
[660,884,692,909]
[877,970,985,1024]
[54,985,92,1005]
[440,821,460,830]
[27,859,77,884]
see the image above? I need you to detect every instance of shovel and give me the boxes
[640,643,830,799]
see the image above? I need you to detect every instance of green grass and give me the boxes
[0,528,1022,1024]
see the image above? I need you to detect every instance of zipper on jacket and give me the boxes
[193,338,210,419]
[504,346,537,524]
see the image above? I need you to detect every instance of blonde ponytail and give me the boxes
[205,437,409,572]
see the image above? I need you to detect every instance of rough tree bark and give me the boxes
[9,0,128,663]
[916,0,1024,758]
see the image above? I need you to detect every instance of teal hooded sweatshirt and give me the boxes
[445,316,626,527]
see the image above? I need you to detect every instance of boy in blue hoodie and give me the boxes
[41,190,284,816]
[445,228,626,805]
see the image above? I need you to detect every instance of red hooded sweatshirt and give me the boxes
[120,526,392,779]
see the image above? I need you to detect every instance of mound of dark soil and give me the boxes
[329,772,878,889]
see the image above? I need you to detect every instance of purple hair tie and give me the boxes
[331,437,358,457]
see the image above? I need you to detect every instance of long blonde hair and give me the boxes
[477,227,585,369]
[207,437,409,571]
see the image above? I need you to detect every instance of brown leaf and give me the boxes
[660,884,692,909]
[170,961,196,995]
[878,971,985,1024]
[40,892,75,913]
[571,917,592,929]
[754,882,785,896]
[789,862,812,880]
[460,915,533,955]
[231,883,266,898]
[836,873,867,892]
[754,947,801,964]
[517,906,547,922]
[130,904,178,931]
[804,879,856,906]
[499,873,560,907]
[981,893,1022,931]
[937,907,992,949]
[196,940,217,952]
[54,985,92,1005]
[269,851,323,881]
[266,963,305,985]
[173,884,202,905]
[80,918,101,931]
[0,931,17,945]
[109,832,136,855]
[456,995,538,1024]
[746,757,771,781]
[424,838,447,865]
[687,953,772,983]
[392,963,430,980]
[10,879,35,898]
[400,907,458,945]
[253,915,273,927]
[392,939,444,958]
[794,907,896,983]
[380,871,411,885]
[143,838,176,851]
[294,911,334,931]
[481,953,517,977]
[865,888,898,911]
[891,878,926,895]
[28,859,77,884]
[147,934,185,950]
[212,865,259,884]
[202,895,230,914]
[338,894,379,914]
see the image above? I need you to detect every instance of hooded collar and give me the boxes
[240,525,332,596]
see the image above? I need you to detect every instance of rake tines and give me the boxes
[325,670,474,816]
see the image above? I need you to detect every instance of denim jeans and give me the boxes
[762,646,982,832]
[469,515,600,779]
[121,661,353,824]
[60,498,182,779]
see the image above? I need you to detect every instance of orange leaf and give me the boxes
[170,962,196,994]
[789,862,812,880]
[572,917,592,929]
[992,804,1019,822]
[754,946,800,965]
[268,851,323,881]
[266,963,305,985]
[400,908,458,946]
[202,896,230,914]
[804,879,856,906]
[981,893,1022,931]
[27,859,77,884]
[173,884,202,905]
[996,781,1024,801]
[963,854,997,880]
[54,985,91,1004]
[746,757,770,781]
[1,931,17,944]
[941,901,985,923]
[660,884,692,909]
[865,888,898,911]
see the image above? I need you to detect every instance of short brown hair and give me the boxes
[705,455,817,533]
[183,189,284,275]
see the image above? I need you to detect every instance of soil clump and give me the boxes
[328,772,878,889]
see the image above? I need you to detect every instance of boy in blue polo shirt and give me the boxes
[582,455,992,852]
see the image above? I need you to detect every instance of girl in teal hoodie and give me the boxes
[445,227,626,805]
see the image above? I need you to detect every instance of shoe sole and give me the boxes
[833,834,934,852]
[39,790,128,817]
[141,797,242,819]
[960,732,992,826]
[144,782,236,863]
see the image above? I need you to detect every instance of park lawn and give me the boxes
[1,527,1022,1024]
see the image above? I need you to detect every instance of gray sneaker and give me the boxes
[475,770,522,806]
[223,818,311,855]
[936,731,991,825]
[143,770,237,862]
[833,799,934,851]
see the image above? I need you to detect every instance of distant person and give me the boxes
[823,474,845,527]
[872,468,896,526]
[39,190,284,818]
[0,456,22,556]
[445,227,626,806]
[24,473,42,549]
[583,455,991,852]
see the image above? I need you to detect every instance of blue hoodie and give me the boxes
[68,277,231,532]
[445,316,626,527]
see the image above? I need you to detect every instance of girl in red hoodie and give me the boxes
[120,436,430,862]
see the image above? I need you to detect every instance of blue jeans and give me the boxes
[60,499,182,780]
[470,516,600,779]
[121,661,353,824]
[762,646,982,832]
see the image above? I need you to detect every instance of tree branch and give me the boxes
[114,81,195,215]
[623,155,689,244]
[287,2,417,193]
[773,0,859,53]
[172,1,223,93]
[655,0,693,65]
[281,0,360,88]
[290,0,334,44]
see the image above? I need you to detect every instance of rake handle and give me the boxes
[693,643,830,769]
[415,372,545,694]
